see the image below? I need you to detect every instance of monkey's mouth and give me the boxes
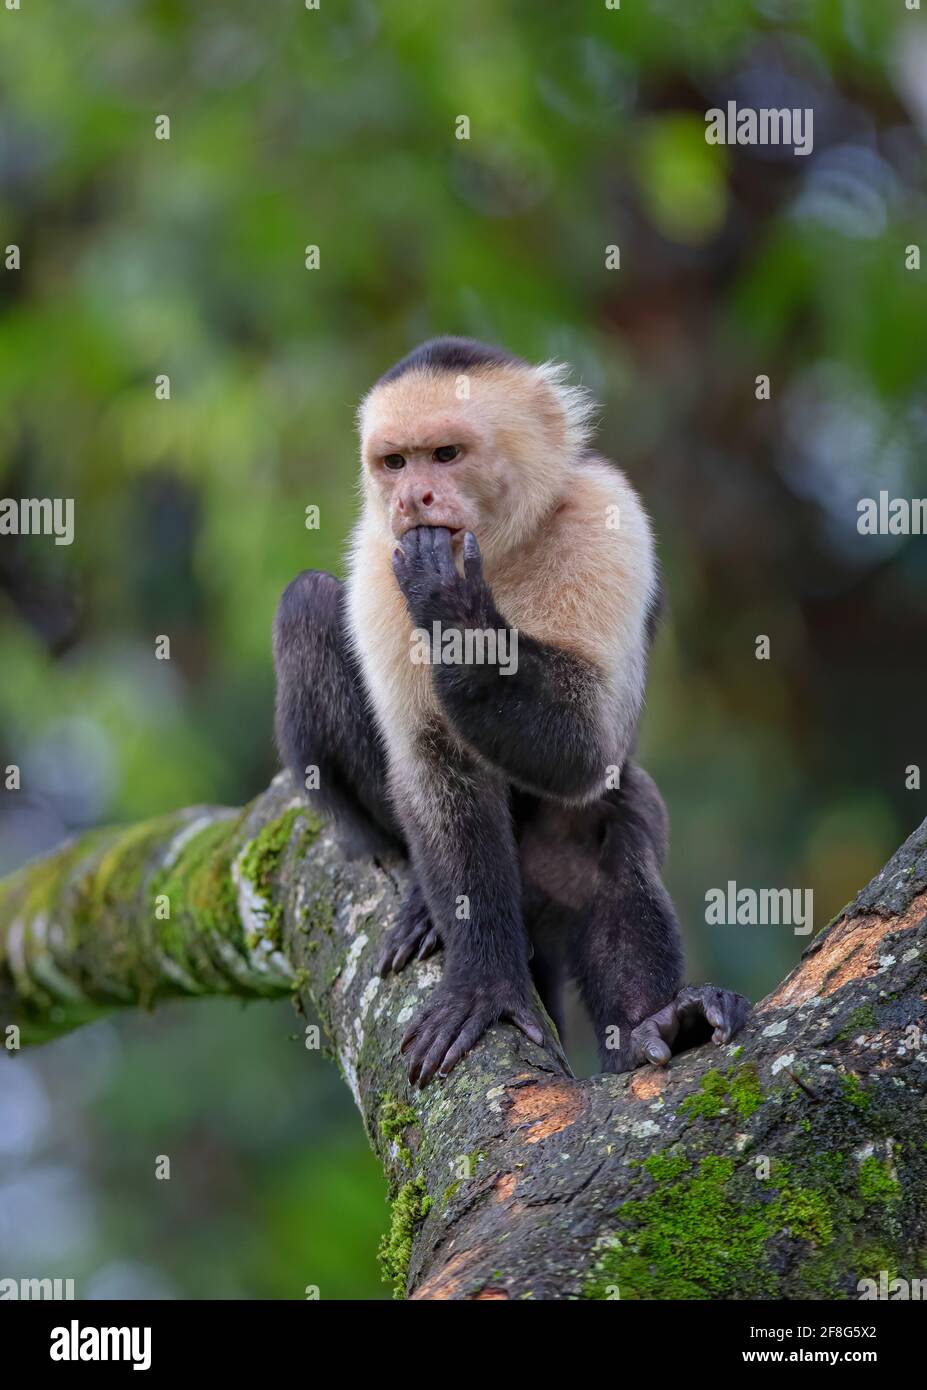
[396,521,466,540]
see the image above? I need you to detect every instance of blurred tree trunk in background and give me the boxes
[1,774,924,1300]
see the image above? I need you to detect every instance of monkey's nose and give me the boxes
[421,491,434,507]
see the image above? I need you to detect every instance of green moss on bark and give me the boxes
[840,1073,872,1110]
[0,794,320,1041]
[150,816,243,956]
[583,1117,922,1302]
[678,1062,764,1122]
[840,1004,877,1039]
[728,1063,764,1119]
[378,1095,418,1166]
[584,1155,783,1299]
[239,809,300,894]
[378,1175,430,1298]
[858,1156,901,1204]
[679,1069,728,1119]
[237,808,303,947]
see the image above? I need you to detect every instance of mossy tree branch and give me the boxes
[1,775,925,1299]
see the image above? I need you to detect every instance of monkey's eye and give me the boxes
[383,454,406,471]
[433,445,459,463]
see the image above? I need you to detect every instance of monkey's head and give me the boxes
[357,337,595,566]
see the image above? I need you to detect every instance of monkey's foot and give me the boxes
[378,882,441,977]
[400,982,547,1087]
[630,984,751,1068]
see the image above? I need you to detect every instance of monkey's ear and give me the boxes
[533,361,599,453]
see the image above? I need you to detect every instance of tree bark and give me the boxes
[1,774,925,1300]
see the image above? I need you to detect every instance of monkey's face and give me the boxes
[359,374,507,551]
[358,362,589,566]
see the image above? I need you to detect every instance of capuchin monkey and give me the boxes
[273,337,749,1086]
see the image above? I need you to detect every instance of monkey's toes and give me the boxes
[629,1001,679,1067]
[378,888,440,976]
[400,987,547,1087]
[630,984,751,1068]
[675,983,751,1045]
[400,996,473,1087]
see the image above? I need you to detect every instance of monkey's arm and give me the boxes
[393,527,619,801]
[391,748,548,1086]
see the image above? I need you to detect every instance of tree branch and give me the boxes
[1,775,925,1299]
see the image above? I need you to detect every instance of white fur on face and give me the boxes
[356,361,595,563]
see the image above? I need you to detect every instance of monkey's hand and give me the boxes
[392,526,497,630]
[378,880,442,976]
[400,978,547,1087]
[629,984,751,1068]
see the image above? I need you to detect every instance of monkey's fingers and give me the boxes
[402,988,550,1086]
[417,525,443,569]
[400,1013,426,1052]
[710,989,750,1045]
[675,984,750,1047]
[378,901,438,976]
[415,927,441,961]
[378,921,412,975]
[401,1003,447,1056]
[502,1005,545,1049]
[705,999,730,1044]
[418,1012,473,1085]
[402,1030,435,1086]
[379,934,415,976]
[399,526,423,559]
[391,547,409,589]
[436,1004,547,1080]
[437,1016,490,1078]
[428,526,457,579]
[630,1002,681,1067]
[463,531,482,582]
[403,1005,465,1086]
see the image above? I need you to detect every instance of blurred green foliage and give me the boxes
[1,0,925,1298]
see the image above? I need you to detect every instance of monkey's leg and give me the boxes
[570,764,748,1072]
[395,748,549,1087]
[570,828,683,1073]
[272,570,403,857]
[528,936,566,1043]
[515,796,576,1045]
